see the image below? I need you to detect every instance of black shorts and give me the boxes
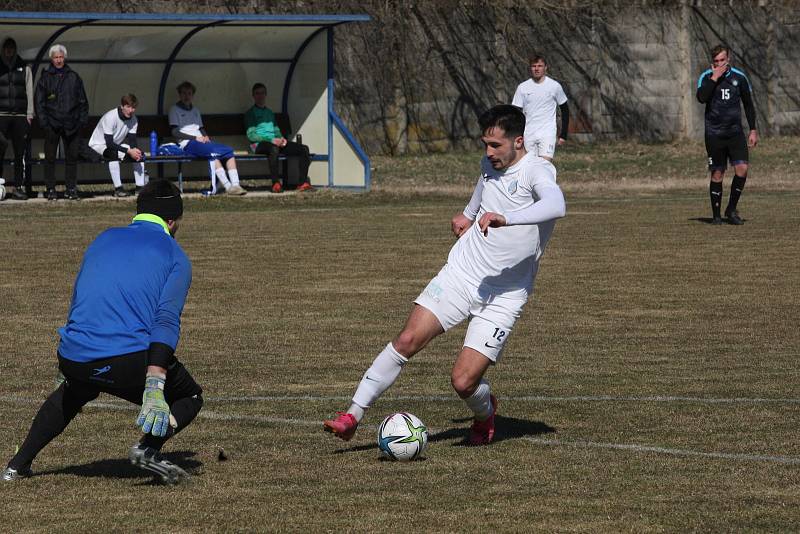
[58,351,202,406]
[705,131,748,171]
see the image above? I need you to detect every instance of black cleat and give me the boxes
[711,216,723,225]
[725,210,744,225]
[9,188,27,201]
[46,189,58,201]
[65,189,80,201]
[113,187,130,198]
[129,444,189,485]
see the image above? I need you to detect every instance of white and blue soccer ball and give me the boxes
[377,412,428,461]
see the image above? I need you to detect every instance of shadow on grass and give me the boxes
[689,216,747,224]
[333,415,555,454]
[34,450,202,484]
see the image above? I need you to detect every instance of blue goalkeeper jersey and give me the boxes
[57,216,192,363]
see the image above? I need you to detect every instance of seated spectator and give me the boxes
[34,44,88,201]
[0,37,33,201]
[168,81,246,196]
[88,94,147,197]
[245,82,312,193]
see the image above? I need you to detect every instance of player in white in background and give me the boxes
[324,105,566,445]
[89,94,147,197]
[511,53,570,160]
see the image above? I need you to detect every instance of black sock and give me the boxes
[709,181,723,218]
[8,384,96,470]
[726,175,747,214]
[140,394,203,450]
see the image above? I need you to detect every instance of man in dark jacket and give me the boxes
[0,37,33,201]
[34,44,88,201]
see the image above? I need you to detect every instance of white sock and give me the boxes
[227,168,240,186]
[215,167,231,189]
[108,161,122,188]
[349,343,408,422]
[133,162,146,187]
[463,379,492,421]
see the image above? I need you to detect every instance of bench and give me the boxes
[19,112,324,193]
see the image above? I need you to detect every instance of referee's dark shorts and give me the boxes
[705,131,748,171]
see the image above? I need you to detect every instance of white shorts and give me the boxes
[524,134,556,158]
[414,264,527,362]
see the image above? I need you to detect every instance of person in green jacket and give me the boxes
[244,82,312,193]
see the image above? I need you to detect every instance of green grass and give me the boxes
[1,142,799,531]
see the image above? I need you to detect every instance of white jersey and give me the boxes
[447,152,561,298]
[512,76,567,143]
[168,103,204,148]
[89,107,138,151]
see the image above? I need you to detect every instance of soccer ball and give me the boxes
[377,412,428,461]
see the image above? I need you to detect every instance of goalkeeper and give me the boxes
[2,180,202,485]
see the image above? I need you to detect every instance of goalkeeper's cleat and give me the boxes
[128,444,189,485]
[323,411,358,441]
[271,181,283,193]
[2,465,32,481]
[468,394,497,446]
[296,182,314,192]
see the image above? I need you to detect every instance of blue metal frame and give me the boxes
[281,25,329,115]
[0,11,370,23]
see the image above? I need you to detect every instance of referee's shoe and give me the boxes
[725,209,744,225]
[129,443,189,484]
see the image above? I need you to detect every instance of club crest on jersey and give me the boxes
[507,180,518,195]
[732,80,738,86]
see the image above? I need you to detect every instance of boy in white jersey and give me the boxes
[324,105,566,445]
[511,54,569,160]
[89,94,146,197]
[168,81,246,195]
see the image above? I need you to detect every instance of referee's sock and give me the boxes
[709,181,723,219]
[726,175,747,214]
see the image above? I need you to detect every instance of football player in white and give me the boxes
[324,105,566,445]
[511,54,570,160]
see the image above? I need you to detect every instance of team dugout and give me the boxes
[0,10,371,190]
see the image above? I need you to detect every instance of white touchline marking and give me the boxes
[524,437,800,465]
[3,395,798,464]
[2,394,800,405]
[201,394,800,405]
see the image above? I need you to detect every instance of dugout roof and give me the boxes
[0,11,372,189]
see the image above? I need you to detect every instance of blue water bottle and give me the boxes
[150,131,158,157]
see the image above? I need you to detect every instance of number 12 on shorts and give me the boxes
[485,327,506,349]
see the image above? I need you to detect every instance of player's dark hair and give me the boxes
[528,53,547,66]
[120,94,138,107]
[479,105,525,139]
[710,44,729,59]
[137,180,183,221]
[2,37,17,50]
[252,82,267,95]
[176,81,196,94]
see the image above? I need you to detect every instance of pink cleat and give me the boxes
[323,412,359,441]
[468,394,497,446]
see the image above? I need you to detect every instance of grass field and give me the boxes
[1,140,799,532]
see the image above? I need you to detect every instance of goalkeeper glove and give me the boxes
[136,375,171,437]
